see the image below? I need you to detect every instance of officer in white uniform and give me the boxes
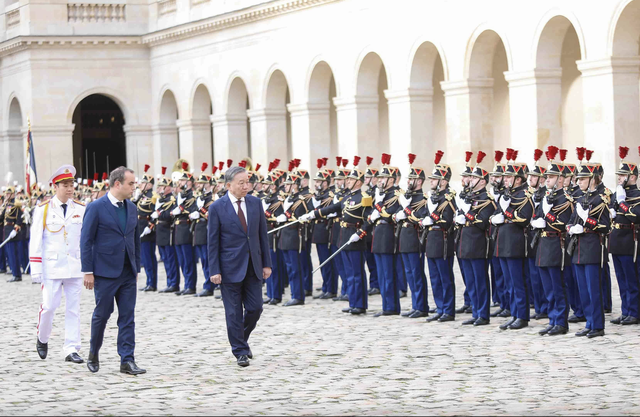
[30,165,86,363]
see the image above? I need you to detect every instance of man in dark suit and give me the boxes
[81,166,145,375]
[208,166,272,367]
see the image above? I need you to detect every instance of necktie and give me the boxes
[117,202,124,209]
[236,200,247,233]
[61,203,67,217]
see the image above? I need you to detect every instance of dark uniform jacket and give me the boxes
[311,187,333,244]
[278,191,309,252]
[568,183,611,265]
[423,187,456,258]
[329,187,345,247]
[534,188,574,268]
[298,187,314,249]
[134,190,157,243]
[193,191,213,246]
[457,187,496,259]
[527,185,546,259]
[608,184,640,256]
[628,189,640,259]
[1,198,23,242]
[156,193,176,247]
[263,192,284,250]
[364,186,402,254]
[173,188,197,246]
[397,190,427,254]
[493,183,534,258]
[317,188,372,252]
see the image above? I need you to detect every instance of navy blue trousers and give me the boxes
[373,253,400,313]
[0,244,6,271]
[567,263,584,318]
[500,257,530,320]
[428,257,455,316]
[283,250,305,301]
[195,244,212,291]
[331,244,348,296]
[402,253,429,313]
[158,245,180,289]
[457,255,472,307]
[528,258,548,314]
[538,266,569,327]
[461,258,490,320]
[603,262,613,311]
[491,256,508,310]
[316,244,337,294]
[574,264,605,331]
[341,250,367,309]
[301,240,313,292]
[5,241,21,278]
[266,249,284,300]
[396,254,408,293]
[612,255,639,319]
[175,244,197,291]
[20,239,28,271]
[90,264,137,363]
[365,249,379,290]
[220,260,263,357]
[140,241,158,289]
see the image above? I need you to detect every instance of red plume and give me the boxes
[212,166,218,175]
[322,157,328,166]
[144,164,150,173]
[93,173,99,181]
[161,167,167,175]
[505,148,514,161]
[476,151,486,165]
[102,172,108,181]
[619,146,629,160]
[288,161,295,172]
[545,150,550,161]
[353,156,361,167]
[585,150,593,162]
[638,146,640,157]
[255,164,261,172]
[342,159,349,168]
[88,179,93,186]
[546,146,558,161]
[274,159,281,169]
[317,159,323,169]
[559,149,567,162]
[465,151,473,164]
[336,156,342,167]
[533,149,543,162]
[268,162,274,172]
[512,150,519,161]
[434,150,444,165]
[494,150,504,163]
[239,160,247,168]
[366,156,374,166]
[576,147,585,162]
[295,159,301,168]
[181,162,188,171]
[218,161,224,171]
[408,153,416,165]
[201,162,208,172]
[227,159,233,168]
[381,153,391,165]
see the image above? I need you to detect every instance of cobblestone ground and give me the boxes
[1,255,639,416]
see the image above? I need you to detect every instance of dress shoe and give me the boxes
[534,312,548,320]
[283,299,304,307]
[401,309,416,317]
[333,294,349,302]
[499,318,516,330]
[139,286,149,292]
[248,351,253,359]
[538,324,554,335]
[368,288,381,296]
[215,294,222,299]
[438,314,455,322]
[373,310,399,317]
[575,328,590,337]
[263,297,272,303]
[312,292,325,299]
[426,313,442,322]
[429,307,437,313]
[177,288,195,296]
[350,308,366,315]
[474,317,490,326]
[195,289,213,297]
[621,316,639,325]
[508,318,528,330]
[315,287,322,291]
[464,306,474,314]
[604,309,612,314]
[548,325,568,336]
[455,305,470,314]
[159,286,179,293]
[497,309,511,318]
[120,361,147,375]
[490,308,504,318]
[492,302,500,307]
[568,314,586,323]
[408,310,429,318]
[399,291,407,298]
[36,338,48,359]
[305,290,313,297]
[462,318,476,325]
[143,286,157,292]
[237,355,250,367]
[586,329,605,338]
[320,293,337,300]
[342,307,353,313]
[7,276,22,282]
[87,353,99,373]
[65,352,84,364]
[610,315,626,325]
[268,298,281,305]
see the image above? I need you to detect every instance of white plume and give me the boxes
[4,171,13,185]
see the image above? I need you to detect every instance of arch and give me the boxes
[534,12,587,68]
[307,60,336,103]
[356,51,389,96]
[67,87,131,125]
[306,59,339,167]
[407,39,449,85]
[264,68,290,109]
[610,0,640,57]
[189,80,214,119]
[465,25,513,79]
[159,89,179,123]
[226,76,250,114]
[7,96,22,131]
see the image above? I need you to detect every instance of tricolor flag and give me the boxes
[25,125,38,196]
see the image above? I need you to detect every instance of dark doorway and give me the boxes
[72,94,126,179]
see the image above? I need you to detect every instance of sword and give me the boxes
[0,235,13,249]
[268,219,301,235]
[313,240,351,274]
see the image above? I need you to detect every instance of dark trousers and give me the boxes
[331,244,348,296]
[0,244,6,271]
[575,264,605,331]
[5,241,21,278]
[461,258,490,320]
[266,248,284,300]
[175,244,197,291]
[612,255,639,319]
[567,263,584,318]
[140,241,158,289]
[195,244,212,291]
[158,245,180,289]
[90,264,137,363]
[428,257,456,316]
[396,254,408,293]
[402,253,429,313]
[341,250,368,309]
[528,258,548,314]
[538,266,569,327]
[457,255,472,307]
[374,253,400,313]
[365,248,379,290]
[20,239,28,271]
[491,256,508,310]
[316,244,337,294]
[302,240,313,292]
[283,250,304,301]
[603,262,613,311]
[500,257,530,320]
[220,260,263,357]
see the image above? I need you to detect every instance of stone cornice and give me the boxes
[142,0,342,47]
[0,36,144,58]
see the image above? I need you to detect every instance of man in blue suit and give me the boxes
[81,166,145,375]
[208,166,272,367]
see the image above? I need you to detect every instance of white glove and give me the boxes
[455,214,466,225]
[421,216,434,227]
[140,227,152,238]
[333,195,340,204]
[133,188,142,201]
[458,200,471,214]
[576,203,589,223]
[617,185,626,204]
[542,196,552,215]
[327,212,337,219]
[499,195,511,212]
[151,211,159,220]
[491,213,505,225]
[610,208,617,219]
[312,197,321,208]
[262,200,269,212]
[8,229,17,240]
[171,207,182,216]
[569,224,584,235]
[283,197,293,211]
[394,211,407,222]
[177,193,185,206]
[189,211,200,220]
[197,198,204,209]
[299,211,316,222]
[348,233,361,244]
[531,218,546,229]
[155,199,162,211]
[493,193,500,202]
[31,273,42,283]
[369,210,381,222]
[22,209,31,225]
[398,193,410,209]
[427,197,437,214]
[276,214,287,223]
[85,197,92,205]
[374,188,384,204]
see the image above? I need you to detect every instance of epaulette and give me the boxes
[445,190,456,201]
[361,191,372,207]
[524,188,534,198]
[38,201,48,207]
[604,188,612,196]
[73,199,85,206]
[394,189,405,197]
[565,192,574,203]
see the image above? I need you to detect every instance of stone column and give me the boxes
[247,108,288,164]
[332,95,379,160]
[176,119,212,169]
[287,102,331,175]
[123,125,154,175]
[577,57,640,186]
[1,128,25,181]
[27,124,75,182]
[211,113,248,163]
[152,123,179,173]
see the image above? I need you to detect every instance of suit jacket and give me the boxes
[81,195,141,278]
[207,192,271,283]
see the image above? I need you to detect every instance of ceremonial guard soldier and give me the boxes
[30,165,86,363]
[527,149,549,319]
[608,146,640,325]
[152,168,181,293]
[455,152,474,313]
[566,149,610,338]
[0,188,6,275]
[193,163,216,297]
[263,163,286,305]
[531,147,573,336]
[301,159,373,315]
[419,151,456,322]
[293,162,315,297]
[488,151,509,318]
[330,159,351,302]
[491,149,534,330]
[134,164,158,292]
[171,163,198,295]
[214,161,226,200]
[363,157,380,296]
[2,178,23,282]
[392,165,408,299]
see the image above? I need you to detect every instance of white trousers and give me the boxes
[37,277,83,356]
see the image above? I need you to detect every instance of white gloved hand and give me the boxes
[616,185,627,204]
[155,199,162,211]
[283,197,293,211]
[455,214,466,225]
[398,193,410,209]
[369,210,381,222]
[374,188,385,204]
[458,200,471,214]
[499,195,511,212]
[531,218,546,229]
[140,227,152,238]
[262,200,269,212]
[197,197,204,209]
[493,192,500,203]
[312,197,321,208]
[8,229,17,240]
[348,233,361,244]
[151,211,159,220]
[569,224,584,235]
[491,213,505,226]
[327,212,337,219]
[394,211,407,222]
[171,207,182,216]
[189,211,200,220]
[177,193,185,206]
[542,196,552,215]
[610,208,617,219]
[333,195,340,204]
[576,203,589,223]
[299,211,316,222]
[133,188,142,201]
[421,216,434,227]
[22,209,31,225]
[276,214,287,223]
[427,197,437,214]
